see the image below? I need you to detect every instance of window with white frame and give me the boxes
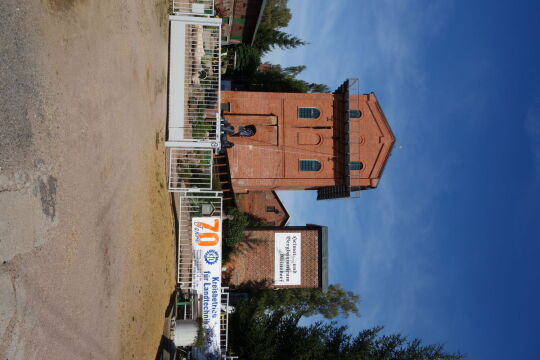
[299,160,322,171]
[298,107,321,119]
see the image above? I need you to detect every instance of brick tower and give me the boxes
[221,79,395,199]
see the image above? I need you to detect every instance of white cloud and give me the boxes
[323,0,456,337]
[269,0,457,341]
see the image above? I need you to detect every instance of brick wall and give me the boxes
[237,191,289,226]
[215,0,264,44]
[222,91,395,193]
[226,227,321,289]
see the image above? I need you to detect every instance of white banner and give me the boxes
[274,233,301,285]
[192,217,222,359]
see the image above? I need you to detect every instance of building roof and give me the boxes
[250,0,268,45]
[366,92,396,187]
[317,79,395,200]
[272,190,290,226]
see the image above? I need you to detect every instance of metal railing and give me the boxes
[220,289,230,356]
[168,148,214,192]
[168,16,222,149]
[167,10,229,358]
[174,291,199,320]
[183,23,221,141]
[177,191,223,288]
[172,0,215,16]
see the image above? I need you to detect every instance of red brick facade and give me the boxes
[237,191,290,226]
[222,91,395,195]
[215,0,265,45]
[226,226,327,289]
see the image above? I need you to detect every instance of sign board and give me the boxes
[192,217,222,359]
[274,233,301,285]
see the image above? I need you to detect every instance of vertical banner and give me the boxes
[274,233,302,286]
[192,217,222,359]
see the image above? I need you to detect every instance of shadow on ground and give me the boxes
[155,335,176,360]
[155,291,178,360]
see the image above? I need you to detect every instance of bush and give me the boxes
[192,317,204,347]
[224,208,250,248]
[222,208,265,261]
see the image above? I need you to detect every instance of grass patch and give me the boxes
[155,0,171,37]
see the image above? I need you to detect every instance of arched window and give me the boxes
[298,107,321,119]
[299,160,322,171]
[349,110,362,118]
[350,161,364,170]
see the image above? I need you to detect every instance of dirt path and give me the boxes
[0,0,175,359]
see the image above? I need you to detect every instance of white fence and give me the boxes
[168,148,214,192]
[176,191,223,288]
[183,21,221,140]
[171,0,215,17]
[220,289,230,356]
[167,9,231,358]
[175,291,199,320]
[167,15,222,150]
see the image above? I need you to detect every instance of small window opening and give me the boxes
[298,107,321,119]
[349,110,362,118]
[299,160,322,171]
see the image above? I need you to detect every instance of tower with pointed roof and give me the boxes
[222,79,395,200]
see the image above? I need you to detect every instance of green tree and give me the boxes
[223,1,331,93]
[283,65,307,77]
[260,0,292,29]
[228,30,306,72]
[247,284,360,319]
[248,64,330,93]
[223,207,250,248]
[307,83,331,93]
[224,0,304,72]
[253,28,307,55]
[230,311,465,360]
[229,286,464,359]
[232,45,262,71]
[222,208,265,259]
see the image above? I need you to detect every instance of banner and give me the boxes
[274,232,301,285]
[192,217,222,359]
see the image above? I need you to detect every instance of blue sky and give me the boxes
[266,1,540,359]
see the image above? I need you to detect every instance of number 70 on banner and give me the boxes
[193,218,221,246]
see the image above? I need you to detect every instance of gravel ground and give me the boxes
[0,0,175,359]
[0,0,42,170]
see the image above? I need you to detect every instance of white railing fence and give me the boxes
[168,147,214,192]
[172,0,215,16]
[168,15,222,149]
[184,22,221,141]
[177,191,223,288]
[167,9,230,357]
[220,289,230,356]
[175,291,198,320]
